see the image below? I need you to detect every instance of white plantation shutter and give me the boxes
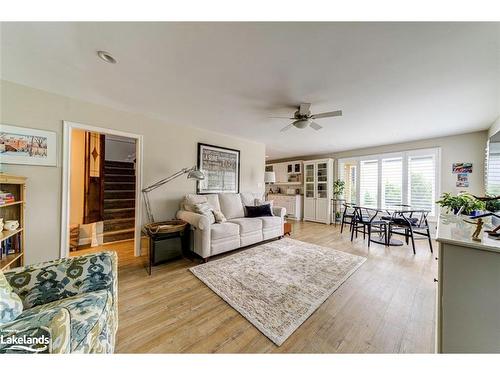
[382,157,403,207]
[408,155,436,215]
[487,152,500,195]
[360,160,378,207]
[339,148,439,217]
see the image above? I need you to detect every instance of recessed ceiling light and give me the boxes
[97,50,116,64]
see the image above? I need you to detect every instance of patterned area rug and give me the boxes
[190,237,366,346]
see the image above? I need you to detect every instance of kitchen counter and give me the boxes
[436,213,500,254]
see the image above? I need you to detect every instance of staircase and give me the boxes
[103,160,136,243]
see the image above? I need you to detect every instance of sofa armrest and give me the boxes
[0,307,71,354]
[273,205,286,219]
[176,210,211,230]
[4,251,117,310]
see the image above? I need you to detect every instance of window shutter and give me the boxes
[487,152,500,195]
[360,160,378,207]
[408,155,435,215]
[381,157,403,207]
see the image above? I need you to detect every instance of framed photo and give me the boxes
[197,143,240,194]
[452,162,472,174]
[0,124,57,166]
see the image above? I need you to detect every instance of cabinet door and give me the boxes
[315,198,329,223]
[287,197,296,216]
[303,198,316,221]
[316,162,328,199]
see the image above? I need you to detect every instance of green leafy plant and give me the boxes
[484,195,500,212]
[436,192,485,215]
[333,179,345,197]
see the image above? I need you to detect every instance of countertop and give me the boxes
[436,213,500,254]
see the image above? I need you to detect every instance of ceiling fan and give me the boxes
[270,103,342,132]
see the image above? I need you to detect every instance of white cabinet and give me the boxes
[435,214,500,353]
[268,194,303,220]
[265,161,303,184]
[303,158,333,224]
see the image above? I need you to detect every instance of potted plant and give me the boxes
[333,179,346,223]
[333,179,345,198]
[436,192,485,215]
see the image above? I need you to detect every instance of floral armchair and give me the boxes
[0,251,118,354]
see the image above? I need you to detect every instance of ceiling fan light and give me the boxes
[293,119,312,129]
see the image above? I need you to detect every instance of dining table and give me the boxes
[352,205,431,246]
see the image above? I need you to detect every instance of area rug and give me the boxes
[189,237,366,346]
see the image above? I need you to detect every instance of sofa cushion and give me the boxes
[258,216,282,230]
[228,217,263,234]
[218,193,245,219]
[211,222,240,240]
[19,289,112,353]
[0,271,23,324]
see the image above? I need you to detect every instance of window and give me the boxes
[360,160,378,207]
[338,148,440,216]
[382,157,403,207]
[486,144,500,195]
[408,155,436,215]
[339,160,357,203]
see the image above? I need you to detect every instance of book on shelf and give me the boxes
[0,233,21,259]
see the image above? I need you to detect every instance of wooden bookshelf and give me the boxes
[0,173,26,271]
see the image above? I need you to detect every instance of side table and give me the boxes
[142,220,190,275]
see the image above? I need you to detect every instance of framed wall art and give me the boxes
[0,124,57,166]
[197,143,240,194]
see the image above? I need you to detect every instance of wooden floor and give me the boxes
[90,221,437,353]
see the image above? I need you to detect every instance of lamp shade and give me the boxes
[264,171,276,183]
[187,167,205,180]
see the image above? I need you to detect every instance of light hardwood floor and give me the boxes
[85,221,437,353]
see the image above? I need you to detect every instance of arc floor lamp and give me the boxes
[142,166,205,223]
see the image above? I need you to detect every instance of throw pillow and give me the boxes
[212,209,227,223]
[255,198,274,215]
[245,204,273,218]
[183,194,208,212]
[0,270,23,324]
[193,202,216,224]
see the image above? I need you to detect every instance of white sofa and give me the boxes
[176,192,286,261]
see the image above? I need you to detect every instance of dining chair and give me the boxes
[388,210,433,254]
[351,207,387,247]
[340,203,356,234]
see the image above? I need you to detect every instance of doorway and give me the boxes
[61,121,143,258]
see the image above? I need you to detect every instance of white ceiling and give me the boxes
[1,22,499,159]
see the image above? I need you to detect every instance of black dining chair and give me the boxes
[387,210,433,254]
[340,203,356,234]
[351,207,387,247]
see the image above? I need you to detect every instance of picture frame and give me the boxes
[452,162,472,174]
[0,123,57,166]
[197,143,240,194]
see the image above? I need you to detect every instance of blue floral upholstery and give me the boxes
[0,251,117,354]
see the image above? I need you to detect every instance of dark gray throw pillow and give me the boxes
[245,204,273,218]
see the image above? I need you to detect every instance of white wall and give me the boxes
[270,131,489,197]
[0,80,265,264]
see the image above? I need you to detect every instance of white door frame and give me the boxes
[60,121,144,258]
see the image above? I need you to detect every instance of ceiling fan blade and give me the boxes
[280,123,294,132]
[269,116,294,119]
[309,122,323,131]
[299,103,311,116]
[311,110,342,119]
